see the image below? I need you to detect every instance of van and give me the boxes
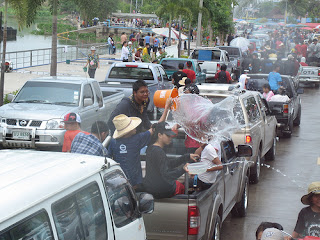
[0,150,154,240]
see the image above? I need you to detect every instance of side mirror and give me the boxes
[237,145,253,157]
[7,94,15,102]
[202,69,207,74]
[83,98,93,107]
[297,88,304,94]
[136,192,154,214]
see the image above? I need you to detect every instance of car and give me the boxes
[217,46,244,79]
[298,65,320,88]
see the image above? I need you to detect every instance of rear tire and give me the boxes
[250,149,261,184]
[315,83,320,89]
[293,106,301,126]
[212,215,221,240]
[231,177,249,217]
[265,137,276,161]
[283,117,293,138]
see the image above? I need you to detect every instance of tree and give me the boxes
[50,0,58,76]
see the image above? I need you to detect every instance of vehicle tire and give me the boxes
[249,149,261,184]
[212,215,221,240]
[315,83,320,89]
[265,137,276,161]
[231,177,248,217]
[293,105,301,126]
[283,117,293,138]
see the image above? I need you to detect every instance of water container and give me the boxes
[153,88,178,110]
[187,162,208,175]
[66,59,71,64]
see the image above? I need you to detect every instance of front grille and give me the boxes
[6,119,17,125]
[30,121,42,127]
[18,120,30,127]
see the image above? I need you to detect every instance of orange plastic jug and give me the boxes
[153,88,178,110]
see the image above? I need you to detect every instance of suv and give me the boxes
[198,84,277,183]
[216,46,243,79]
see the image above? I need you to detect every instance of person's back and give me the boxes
[268,65,282,91]
[182,61,196,83]
[216,70,228,83]
[172,63,187,87]
[262,58,273,74]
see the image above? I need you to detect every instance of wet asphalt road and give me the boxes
[221,85,320,240]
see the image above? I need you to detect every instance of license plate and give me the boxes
[12,131,30,140]
[302,71,315,75]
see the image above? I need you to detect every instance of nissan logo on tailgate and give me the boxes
[19,120,27,126]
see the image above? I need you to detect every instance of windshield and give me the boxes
[161,60,188,71]
[108,67,154,80]
[14,81,80,106]
[191,50,221,62]
[218,47,240,57]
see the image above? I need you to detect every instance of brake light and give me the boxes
[125,65,138,67]
[188,206,200,235]
[217,64,221,70]
[283,104,289,114]
[237,60,240,67]
[245,135,252,143]
[318,70,320,76]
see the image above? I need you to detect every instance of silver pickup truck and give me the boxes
[141,133,252,240]
[0,77,123,149]
[298,65,320,88]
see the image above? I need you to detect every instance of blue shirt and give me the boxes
[268,72,282,91]
[108,131,151,186]
[154,38,159,47]
[145,35,150,44]
[71,132,108,157]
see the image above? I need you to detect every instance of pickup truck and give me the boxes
[246,74,303,137]
[159,58,206,84]
[0,77,123,149]
[298,65,320,88]
[189,47,233,82]
[216,46,244,79]
[141,131,252,240]
[100,62,173,111]
[198,84,277,183]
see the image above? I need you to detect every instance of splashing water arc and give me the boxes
[172,94,245,143]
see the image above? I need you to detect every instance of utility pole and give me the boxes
[196,0,203,47]
[130,0,132,13]
[0,1,7,106]
[284,0,288,24]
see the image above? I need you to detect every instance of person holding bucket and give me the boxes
[84,46,100,78]
[108,80,172,135]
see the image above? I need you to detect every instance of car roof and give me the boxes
[28,76,96,84]
[0,150,118,223]
[112,62,160,68]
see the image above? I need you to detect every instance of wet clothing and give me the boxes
[71,132,108,157]
[214,70,231,84]
[182,69,196,83]
[263,91,275,102]
[142,145,190,199]
[108,131,151,186]
[185,136,200,149]
[172,70,187,87]
[268,72,282,91]
[108,96,151,135]
[62,130,89,152]
[294,206,320,237]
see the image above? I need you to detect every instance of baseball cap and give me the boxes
[91,46,96,51]
[261,228,284,240]
[155,122,176,137]
[63,113,81,123]
[128,41,132,45]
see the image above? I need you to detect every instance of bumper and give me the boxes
[0,127,65,148]
[298,77,320,84]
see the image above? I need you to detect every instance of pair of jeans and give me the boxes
[88,68,96,78]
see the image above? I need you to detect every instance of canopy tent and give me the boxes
[299,23,320,28]
[111,13,158,19]
[152,28,188,40]
[301,27,314,30]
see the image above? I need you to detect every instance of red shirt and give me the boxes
[301,44,307,58]
[214,70,232,83]
[182,69,196,83]
[300,62,308,66]
[295,44,302,55]
[62,130,90,152]
[185,136,200,149]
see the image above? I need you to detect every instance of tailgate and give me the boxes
[143,197,190,240]
[199,62,217,74]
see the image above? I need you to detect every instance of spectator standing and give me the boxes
[227,34,234,46]
[107,34,114,55]
[71,121,109,157]
[150,33,155,54]
[182,61,196,83]
[129,31,135,41]
[214,64,232,84]
[142,43,150,58]
[127,41,133,62]
[84,46,99,78]
[251,53,261,73]
[121,41,129,62]
[62,113,89,152]
[144,33,151,46]
[154,36,160,54]
[301,41,308,58]
[135,47,143,62]
[120,32,127,44]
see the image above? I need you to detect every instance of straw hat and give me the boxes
[112,114,142,139]
[179,77,191,86]
[301,182,320,205]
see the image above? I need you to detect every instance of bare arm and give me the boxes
[207,157,223,172]
[158,97,173,123]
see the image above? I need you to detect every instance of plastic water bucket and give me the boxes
[66,59,71,64]
[187,162,208,175]
[153,88,178,109]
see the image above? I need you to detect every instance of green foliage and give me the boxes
[142,54,152,63]
[118,1,131,13]
[3,90,19,105]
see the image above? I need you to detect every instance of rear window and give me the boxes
[108,67,154,80]
[161,60,187,71]
[191,50,221,61]
[218,47,240,57]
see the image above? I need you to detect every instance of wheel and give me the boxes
[231,177,248,217]
[250,149,261,184]
[265,137,276,161]
[212,215,221,240]
[315,83,320,88]
[283,117,293,138]
[293,106,301,126]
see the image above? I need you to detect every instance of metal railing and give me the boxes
[1,43,113,70]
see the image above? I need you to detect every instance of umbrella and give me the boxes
[301,27,313,31]
[296,24,308,28]
[239,20,248,24]
[152,28,188,40]
[230,37,250,52]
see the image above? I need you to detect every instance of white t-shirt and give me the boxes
[198,143,220,184]
[121,46,129,60]
[238,74,248,89]
[270,94,290,102]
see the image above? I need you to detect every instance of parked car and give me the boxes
[100,62,172,111]
[246,74,303,137]
[189,47,233,82]
[0,150,154,240]
[140,132,252,240]
[217,46,244,79]
[159,58,206,83]
[298,65,320,88]
[0,77,123,149]
[198,84,277,183]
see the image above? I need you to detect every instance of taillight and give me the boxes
[217,64,221,70]
[283,104,289,115]
[245,135,252,143]
[188,206,200,235]
[318,70,320,76]
[237,60,240,67]
[125,65,138,67]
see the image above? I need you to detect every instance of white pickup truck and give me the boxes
[298,65,320,88]
[0,77,123,149]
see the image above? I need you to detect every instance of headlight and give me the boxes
[46,119,64,129]
[0,117,5,126]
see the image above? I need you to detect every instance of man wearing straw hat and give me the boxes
[290,182,320,239]
[108,114,154,187]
